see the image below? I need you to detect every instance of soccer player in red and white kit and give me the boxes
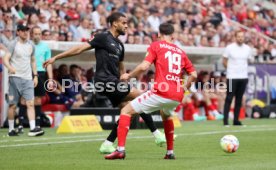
[105,23,197,160]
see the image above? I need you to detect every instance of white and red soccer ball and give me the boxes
[220,135,239,153]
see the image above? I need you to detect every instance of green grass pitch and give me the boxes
[0,119,276,170]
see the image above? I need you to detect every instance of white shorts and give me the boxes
[130,91,179,116]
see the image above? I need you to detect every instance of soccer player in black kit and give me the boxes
[43,12,166,153]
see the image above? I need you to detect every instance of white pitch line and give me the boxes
[0,138,105,148]
[1,128,276,148]
[0,134,106,143]
[0,132,134,143]
[247,125,275,128]
[0,124,274,143]
[177,128,276,136]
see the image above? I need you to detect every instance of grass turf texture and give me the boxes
[0,119,276,170]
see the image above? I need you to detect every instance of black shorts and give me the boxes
[34,72,47,97]
[95,80,131,107]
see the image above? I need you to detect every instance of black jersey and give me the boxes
[88,31,125,83]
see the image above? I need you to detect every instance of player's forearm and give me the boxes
[129,69,142,78]
[185,71,197,90]
[0,44,8,51]
[3,53,12,69]
[222,58,228,68]
[46,64,53,79]
[54,43,92,61]
[129,61,151,78]
[31,57,38,75]
[54,47,79,60]
[129,65,146,78]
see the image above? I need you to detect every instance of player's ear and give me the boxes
[113,21,118,28]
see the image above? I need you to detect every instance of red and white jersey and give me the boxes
[144,40,195,102]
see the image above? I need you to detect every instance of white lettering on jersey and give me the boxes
[160,43,183,54]
[166,74,180,82]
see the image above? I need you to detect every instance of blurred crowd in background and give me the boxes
[0,0,276,63]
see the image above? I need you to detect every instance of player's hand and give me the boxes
[120,73,130,81]
[43,57,56,68]
[8,67,16,74]
[33,76,38,87]
[47,79,55,91]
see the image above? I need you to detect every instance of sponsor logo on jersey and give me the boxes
[108,53,119,59]
[166,74,180,82]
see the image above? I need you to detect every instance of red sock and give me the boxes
[174,104,182,112]
[117,114,131,147]
[204,104,215,116]
[163,119,174,151]
[207,104,216,111]
[211,98,218,110]
[203,104,209,116]
[184,102,197,120]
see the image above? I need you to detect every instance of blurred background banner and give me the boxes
[247,64,276,104]
[0,57,2,124]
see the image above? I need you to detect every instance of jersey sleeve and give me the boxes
[144,43,157,63]
[183,54,195,73]
[87,33,105,48]
[45,44,52,61]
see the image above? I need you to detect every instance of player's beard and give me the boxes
[117,28,126,35]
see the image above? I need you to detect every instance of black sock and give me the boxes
[106,114,157,142]
[106,120,119,142]
[18,105,27,127]
[35,105,42,127]
[140,113,157,133]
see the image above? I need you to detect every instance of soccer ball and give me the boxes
[220,135,239,153]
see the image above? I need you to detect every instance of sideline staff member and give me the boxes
[222,30,253,126]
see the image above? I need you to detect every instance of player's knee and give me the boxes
[160,110,171,120]
[162,114,172,121]
[9,104,17,110]
[121,104,136,116]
